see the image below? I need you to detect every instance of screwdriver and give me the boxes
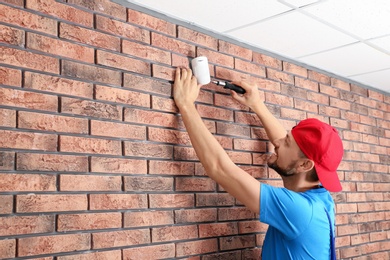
[212,81,246,94]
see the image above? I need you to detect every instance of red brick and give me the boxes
[0,24,24,46]
[175,208,217,223]
[124,176,173,191]
[308,70,331,85]
[281,107,306,120]
[24,72,93,98]
[0,46,59,73]
[93,229,150,249]
[295,77,319,92]
[219,40,252,61]
[214,93,249,111]
[218,207,255,221]
[152,64,176,81]
[320,84,339,97]
[149,194,194,208]
[0,215,54,236]
[0,130,57,151]
[252,52,282,69]
[17,153,87,172]
[265,92,293,107]
[178,26,217,50]
[96,50,150,75]
[59,23,120,51]
[0,87,58,112]
[0,0,23,6]
[128,9,176,36]
[95,85,150,107]
[239,220,268,234]
[61,97,122,120]
[0,152,15,170]
[148,127,190,145]
[0,67,21,88]
[19,111,88,134]
[294,99,319,113]
[152,96,179,113]
[58,212,122,231]
[61,60,121,86]
[60,174,121,191]
[96,15,149,43]
[18,234,91,257]
[0,239,15,259]
[0,4,57,35]
[124,210,174,227]
[91,120,146,140]
[196,193,235,207]
[152,32,195,56]
[172,53,190,67]
[124,141,173,159]
[319,105,340,118]
[331,77,350,91]
[90,194,147,210]
[233,139,266,153]
[122,40,171,65]
[197,104,234,121]
[152,225,198,242]
[267,68,294,84]
[69,0,126,20]
[220,234,256,250]
[0,173,56,192]
[60,136,121,155]
[123,73,171,96]
[202,251,241,260]
[339,245,361,258]
[27,0,93,27]
[197,47,234,68]
[176,238,218,257]
[199,222,238,238]
[91,157,146,174]
[0,195,13,214]
[57,250,122,260]
[16,194,87,213]
[226,150,252,164]
[234,111,262,127]
[0,108,16,127]
[149,160,195,175]
[123,244,175,259]
[283,62,307,78]
[235,58,266,77]
[215,66,251,82]
[216,122,250,138]
[175,177,216,192]
[27,33,94,63]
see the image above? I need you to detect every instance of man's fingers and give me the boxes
[175,67,181,82]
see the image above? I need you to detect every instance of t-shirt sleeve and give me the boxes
[260,183,313,240]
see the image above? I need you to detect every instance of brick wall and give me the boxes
[0,0,389,259]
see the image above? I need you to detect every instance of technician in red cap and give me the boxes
[173,67,343,259]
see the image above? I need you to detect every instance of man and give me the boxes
[173,67,343,259]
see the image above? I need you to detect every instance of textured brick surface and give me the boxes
[0,0,388,259]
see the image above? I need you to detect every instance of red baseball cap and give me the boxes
[291,118,343,192]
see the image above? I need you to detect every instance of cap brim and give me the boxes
[315,164,342,192]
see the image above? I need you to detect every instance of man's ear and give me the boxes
[297,159,315,173]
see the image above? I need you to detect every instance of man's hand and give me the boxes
[173,67,200,109]
[230,81,264,111]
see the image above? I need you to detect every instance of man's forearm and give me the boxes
[252,102,287,144]
[178,104,236,178]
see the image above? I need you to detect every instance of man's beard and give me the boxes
[268,159,296,177]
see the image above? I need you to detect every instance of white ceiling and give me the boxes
[121,0,390,94]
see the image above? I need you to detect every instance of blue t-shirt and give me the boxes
[260,183,335,259]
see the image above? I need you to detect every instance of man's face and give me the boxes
[267,132,302,177]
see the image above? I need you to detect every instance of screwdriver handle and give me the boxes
[223,82,246,94]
